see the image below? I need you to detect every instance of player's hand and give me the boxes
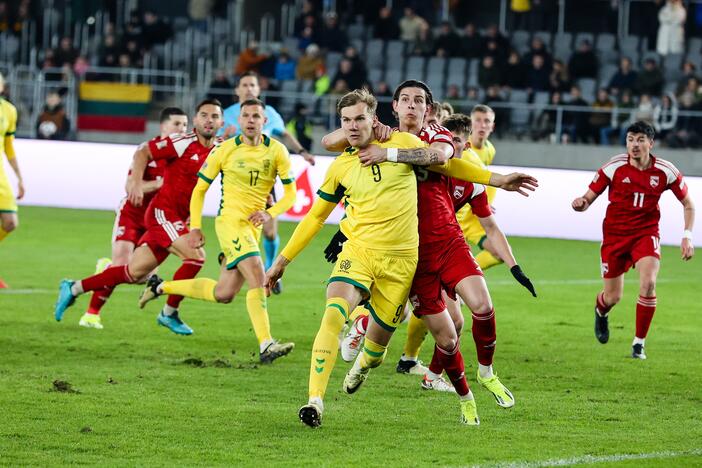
[323,229,347,263]
[188,229,205,249]
[358,144,387,166]
[265,256,289,296]
[300,149,316,166]
[496,172,538,196]
[126,180,144,207]
[249,210,272,227]
[16,180,25,200]
[572,197,590,211]
[510,265,537,297]
[372,119,393,142]
[222,125,238,139]
[681,238,694,261]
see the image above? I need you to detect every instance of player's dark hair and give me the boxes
[337,88,377,116]
[626,121,655,140]
[237,71,259,87]
[159,107,187,123]
[392,79,434,107]
[240,98,266,110]
[195,98,222,113]
[442,113,472,136]
[471,104,494,116]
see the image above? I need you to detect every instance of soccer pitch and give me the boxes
[1,207,701,467]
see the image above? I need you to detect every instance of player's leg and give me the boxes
[263,216,282,294]
[594,275,624,344]
[475,235,503,271]
[632,255,660,359]
[396,312,429,374]
[0,211,18,288]
[339,306,370,362]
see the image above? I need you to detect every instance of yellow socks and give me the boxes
[309,297,349,400]
[359,337,387,369]
[348,306,368,323]
[402,313,428,360]
[162,278,218,302]
[0,226,8,243]
[246,287,272,345]
[475,250,502,270]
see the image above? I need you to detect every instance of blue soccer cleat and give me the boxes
[157,311,193,335]
[54,279,77,322]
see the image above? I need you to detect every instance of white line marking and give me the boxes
[471,448,702,468]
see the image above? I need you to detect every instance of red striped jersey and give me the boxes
[126,135,166,209]
[448,180,492,217]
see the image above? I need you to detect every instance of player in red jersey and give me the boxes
[54,99,224,335]
[572,121,695,359]
[78,107,188,330]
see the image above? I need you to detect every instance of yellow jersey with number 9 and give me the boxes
[317,131,424,252]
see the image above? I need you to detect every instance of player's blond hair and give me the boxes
[337,88,377,116]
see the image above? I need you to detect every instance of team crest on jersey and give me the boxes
[156,140,168,149]
[339,259,351,273]
[263,159,271,174]
[453,185,465,199]
[650,175,659,187]
[238,160,245,168]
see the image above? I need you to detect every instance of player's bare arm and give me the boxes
[321,120,393,153]
[680,193,695,261]
[279,130,316,166]
[572,189,599,212]
[126,143,153,206]
[487,172,538,196]
[357,141,451,166]
[479,215,517,268]
[265,255,290,294]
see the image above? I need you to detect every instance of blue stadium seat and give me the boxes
[350,38,365,56]
[365,39,385,69]
[405,56,426,81]
[467,59,479,87]
[426,56,447,76]
[574,33,594,48]
[596,33,617,64]
[326,52,343,74]
[663,53,684,82]
[512,30,531,55]
[508,89,531,134]
[368,68,383,87]
[598,64,618,87]
[385,69,403,89]
[687,37,702,55]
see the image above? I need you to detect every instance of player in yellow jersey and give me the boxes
[0,73,25,288]
[139,99,296,363]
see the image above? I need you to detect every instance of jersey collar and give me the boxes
[235,134,270,146]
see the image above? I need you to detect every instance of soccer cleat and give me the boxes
[79,313,104,329]
[340,315,366,362]
[54,279,77,322]
[260,340,295,364]
[299,402,323,428]
[94,257,112,274]
[0,278,9,288]
[138,275,164,309]
[421,375,457,393]
[271,279,283,295]
[396,357,428,375]
[343,366,369,394]
[157,311,193,335]
[459,399,480,426]
[632,343,647,360]
[477,372,515,408]
[594,308,609,344]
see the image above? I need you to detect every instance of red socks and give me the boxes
[81,265,134,292]
[635,295,656,339]
[435,343,470,396]
[166,259,204,309]
[87,287,115,315]
[472,308,496,366]
[596,291,613,316]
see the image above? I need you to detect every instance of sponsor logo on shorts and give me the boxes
[339,259,351,273]
[116,226,125,237]
[650,175,659,187]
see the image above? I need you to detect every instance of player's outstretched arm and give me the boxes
[358,142,452,166]
[279,130,316,165]
[488,172,539,196]
[572,189,599,212]
[680,193,695,261]
[126,143,153,207]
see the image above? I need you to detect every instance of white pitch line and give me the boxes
[472,448,702,468]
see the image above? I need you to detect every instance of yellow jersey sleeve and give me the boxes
[429,157,492,185]
[275,145,295,185]
[317,157,346,203]
[3,100,18,160]
[197,142,226,184]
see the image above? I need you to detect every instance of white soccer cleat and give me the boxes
[421,375,457,393]
[340,315,366,362]
[343,366,369,394]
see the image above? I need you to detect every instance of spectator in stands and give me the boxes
[600,90,635,145]
[608,57,638,96]
[329,78,350,96]
[188,0,214,32]
[99,34,120,67]
[510,0,532,31]
[525,54,551,94]
[343,46,368,85]
[445,84,464,112]
[73,56,89,78]
[235,41,269,76]
[294,0,318,37]
[207,69,233,109]
[478,55,502,90]
[549,59,571,93]
[298,25,316,52]
[481,39,504,64]
[461,23,482,59]
[123,39,143,67]
[635,58,664,96]
[296,44,324,81]
[53,37,78,68]
[561,85,589,143]
[630,93,656,125]
[522,36,552,71]
[274,51,297,81]
[653,92,679,140]
[286,103,313,151]
[466,86,481,103]
[36,91,71,140]
[568,39,598,80]
[677,76,702,104]
[374,81,395,125]
[141,10,173,48]
[314,65,330,96]
[10,0,31,36]
[374,6,400,40]
[332,58,365,91]
[587,88,615,143]
[409,21,434,56]
[485,84,508,136]
[433,21,462,57]
[676,61,699,95]
[531,91,561,142]
[316,12,348,53]
[399,7,425,43]
[0,2,9,33]
[502,50,525,89]
[665,92,702,148]
[482,24,510,54]
[657,0,686,56]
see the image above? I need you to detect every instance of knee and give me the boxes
[436,333,458,352]
[470,301,493,318]
[2,217,17,232]
[215,289,235,303]
[640,279,656,296]
[605,291,622,306]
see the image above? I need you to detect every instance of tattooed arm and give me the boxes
[357,141,452,166]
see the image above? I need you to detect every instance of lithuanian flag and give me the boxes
[77,82,152,132]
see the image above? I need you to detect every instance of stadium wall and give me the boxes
[6,139,701,247]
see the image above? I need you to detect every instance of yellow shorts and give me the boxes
[329,242,417,331]
[0,176,17,213]
[215,216,261,269]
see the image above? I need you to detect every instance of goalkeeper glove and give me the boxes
[324,229,347,263]
[510,265,537,297]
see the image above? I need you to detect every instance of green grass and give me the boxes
[1,206,701,467]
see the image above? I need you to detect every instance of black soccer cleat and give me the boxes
[299,404,322,428]
[594,308,609,344]
[271,279,283,295]
[631,343,647,360]
[138,274,164,309]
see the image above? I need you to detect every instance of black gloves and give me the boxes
[510,265,537,297]
[323,229,348,263]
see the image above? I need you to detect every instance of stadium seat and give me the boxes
[532,31,552,50]
[467,59,479,87]
[532,91,550,117]
[365,39,385,69]
[283,37,299,56]
[685,51,702,70]
[663,53,684,82]
[368,68,383,87]
[427,56,447,76]
[641,50,661,66]
[300,80,314,93]
[447,57,467,76]
[508,89,531,135]
[385,69,403,89]
[553,33,573,62]
[574,33,594,47]
[618,35,640,62]
[687,37,702,55]
[351,38,365,56]
[596,33,617,64]
[405,56,426,81]
[426,73,445,98]
[577,78,597,102]
[385,48,405,72]
[347,23,365,41]
[279,80,300,117]
[327,52,343,74]
[598,63,618,86]
[512,30,531,54]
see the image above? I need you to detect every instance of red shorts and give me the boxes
[409,236,483,316]
[600,233,661,278]
[138,205,189,263]
[112,198,148,244]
